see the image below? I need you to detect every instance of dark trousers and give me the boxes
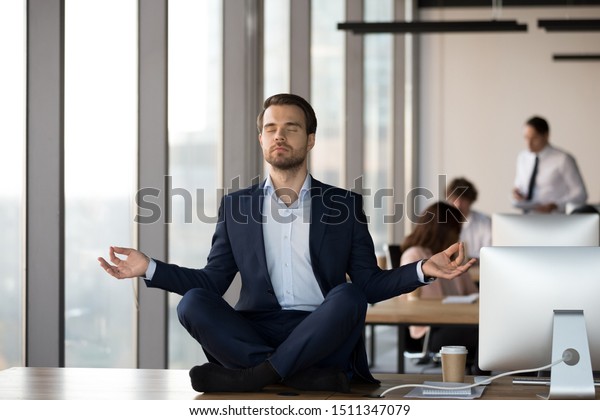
[176,283,367,378]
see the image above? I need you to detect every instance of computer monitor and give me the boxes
[491,213,600,246]
[479,246,600,399]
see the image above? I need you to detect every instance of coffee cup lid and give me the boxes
[440,345,468,354]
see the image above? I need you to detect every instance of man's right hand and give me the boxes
[98,246,150,279]
[512,188,525,201]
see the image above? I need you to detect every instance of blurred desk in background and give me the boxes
[366,298,479,373]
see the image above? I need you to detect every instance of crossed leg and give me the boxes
[176,283,367,392]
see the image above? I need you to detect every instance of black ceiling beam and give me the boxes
[538,19,600,31]
[553,53,600,61]
[338,20,528,34]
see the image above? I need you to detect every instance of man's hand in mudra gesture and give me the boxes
[422,242,476,281]
[98,246,150,280]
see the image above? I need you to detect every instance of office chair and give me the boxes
[382,244,402,269]
[569,204,600,214]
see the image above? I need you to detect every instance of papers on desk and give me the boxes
[404,381,486,399]
[442,293,479,304]
[512,199,539,211]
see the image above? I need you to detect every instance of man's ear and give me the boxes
[307,133,315,151]
[258,133,263,148]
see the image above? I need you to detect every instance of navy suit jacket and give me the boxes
[147,177,424,382]
[147,177,423,307]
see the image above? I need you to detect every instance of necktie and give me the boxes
[526,155,539,201]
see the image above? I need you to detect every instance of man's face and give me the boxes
[259,104,315,171]
[523,124,548,153]
[449,196,472,217]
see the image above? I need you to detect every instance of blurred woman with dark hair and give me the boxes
[400,201,482,373]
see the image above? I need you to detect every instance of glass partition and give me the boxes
[363,0,394,253]
[0,0,26,370]
[310,0,346,187]
[167,0,223,369]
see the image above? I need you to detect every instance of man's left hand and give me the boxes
[422,242,476,281]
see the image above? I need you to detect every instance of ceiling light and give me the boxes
[538,19,600,31]
[553,53,600,61]
[337,20,528,34]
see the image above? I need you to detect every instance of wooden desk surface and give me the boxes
[1,367,597,400]
[366,298,479,326]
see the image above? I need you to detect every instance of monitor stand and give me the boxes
[544,310,595,399]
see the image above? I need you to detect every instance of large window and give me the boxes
[310,0,346,187]
[263,0,290,99]
[64,0,138,367]
[363,0,394,254]
[0,0,26,370]
[167,0,223,369]
[262,0,291,178]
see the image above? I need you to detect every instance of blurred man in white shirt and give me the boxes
[512,116,587,213]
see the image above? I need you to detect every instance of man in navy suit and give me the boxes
[99,93,475,393]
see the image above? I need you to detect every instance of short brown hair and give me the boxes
[526,116,549,136]
[256,93,317,135]
[446,177,478,203]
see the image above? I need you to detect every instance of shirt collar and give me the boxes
[264,173,312,204]
[529,144,551,159]
[537,144,551,158]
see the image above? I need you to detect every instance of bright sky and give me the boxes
[63,0,138,199]
[168,0,212,135]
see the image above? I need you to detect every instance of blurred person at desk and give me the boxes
[445,177,491,260]
[512,115,587,213]
[400,201,483,374]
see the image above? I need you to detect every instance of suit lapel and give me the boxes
[309,177,329,262]
[248,182,270,283]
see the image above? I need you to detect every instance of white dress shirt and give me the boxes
[514,144,587,213]
[460,209,491,259]
[262,174,324,311]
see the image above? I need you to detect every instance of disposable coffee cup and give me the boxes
[440,345,468,383]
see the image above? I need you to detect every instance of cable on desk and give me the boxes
[378,356,567,398]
